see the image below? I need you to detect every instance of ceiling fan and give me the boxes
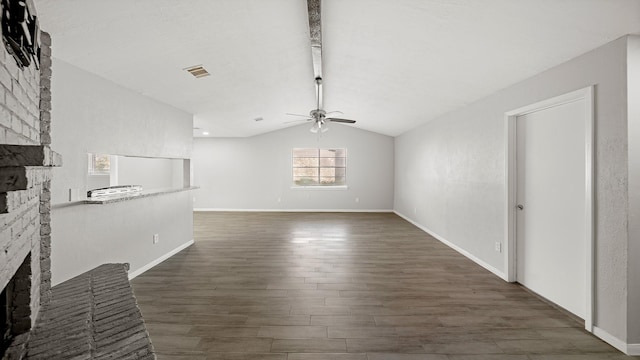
[286,0,356,133]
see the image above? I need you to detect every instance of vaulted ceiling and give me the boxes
[35,0,640,138]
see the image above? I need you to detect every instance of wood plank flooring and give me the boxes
[131,212,634,359]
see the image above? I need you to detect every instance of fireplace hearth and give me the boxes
[1,285,9,356]
[0,254,32,359]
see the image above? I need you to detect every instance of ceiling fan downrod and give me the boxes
[283,0,356,134]
[315,77,323,111]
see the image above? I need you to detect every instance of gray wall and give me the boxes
[193,123,394,211]
[50,59,194,285]
[395,36,632,344]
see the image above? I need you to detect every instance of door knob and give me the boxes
[517,204,524,210]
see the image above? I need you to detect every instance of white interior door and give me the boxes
[516,98,587,319]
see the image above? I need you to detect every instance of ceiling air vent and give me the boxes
[184,65,210,78]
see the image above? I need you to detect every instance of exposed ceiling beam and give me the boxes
[307,0,323,110]
[307,0,322,80]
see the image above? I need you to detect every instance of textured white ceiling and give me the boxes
[35,0,640,137]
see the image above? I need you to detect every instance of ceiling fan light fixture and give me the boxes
[310,120,329,133]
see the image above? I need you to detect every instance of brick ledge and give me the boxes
[0,145,62,167]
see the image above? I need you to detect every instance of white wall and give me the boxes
[87,174,109,191]
[50,59,194,284]
[627,36,640,345]
[395,36,631,345]
[51,191,193,285]
[117,156,183,190]
[193,123,394,211]
[50,60,192,204]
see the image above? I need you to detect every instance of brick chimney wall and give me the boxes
[0,29,58,343]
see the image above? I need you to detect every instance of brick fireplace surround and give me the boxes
[1,29,155,359]
[0,29,58,357]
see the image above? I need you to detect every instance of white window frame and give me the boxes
[291,148,348,189]
[88,153,111,176]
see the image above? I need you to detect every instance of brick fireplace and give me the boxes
[0,3,158,357]
[1,254,31,354]
[0,26,60,358]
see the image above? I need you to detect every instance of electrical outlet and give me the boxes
[153,234,159,244]
[355,197,359,203]
[494,242,502,252]
[68,188,79,201]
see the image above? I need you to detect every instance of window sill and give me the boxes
[291,185,349,190]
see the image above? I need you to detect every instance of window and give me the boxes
[88,153,111,175]
[292,148,346,186]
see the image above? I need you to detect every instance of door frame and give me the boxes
[504,86,595,331]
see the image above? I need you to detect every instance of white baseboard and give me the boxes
[128,239,195,280]
[628,343,640,356]
[593,326,640,355]
[194,208,393,213]
[593,327,627,354]
[394,211,640,355]
[394,211,508,281]
[625,344,640,356]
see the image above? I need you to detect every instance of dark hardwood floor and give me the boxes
[131,212,634,359]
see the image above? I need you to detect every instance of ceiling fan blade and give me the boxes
[326,118,356,124]
[286,113,312,118]
[324,110,343,116]
[284,118,312,124]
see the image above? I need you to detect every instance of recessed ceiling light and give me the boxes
[184,65,210,78]
[202,131,209,135]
